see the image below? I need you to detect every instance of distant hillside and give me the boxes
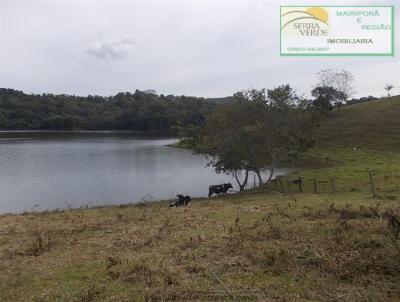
[0,88,216,131]
[204,96,234,104]
[315,95,400,149]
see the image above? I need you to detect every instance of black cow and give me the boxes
[208,183,233,197]
[169,194,191,207]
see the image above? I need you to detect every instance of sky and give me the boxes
[0,0,399,98]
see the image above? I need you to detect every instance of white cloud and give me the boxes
[85,38,134,61]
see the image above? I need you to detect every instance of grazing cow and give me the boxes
[169,194,191,207]
[208,183,233,197]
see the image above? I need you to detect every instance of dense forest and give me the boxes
[0,88,218,131]
[0,85,379,132]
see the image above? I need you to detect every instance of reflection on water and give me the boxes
[0,132,288,213]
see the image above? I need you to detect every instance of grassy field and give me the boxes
[291,96,400,197]
[1,96,400,302]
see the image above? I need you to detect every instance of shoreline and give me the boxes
[0,129,176,135]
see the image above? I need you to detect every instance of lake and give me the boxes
[0,132,288,213]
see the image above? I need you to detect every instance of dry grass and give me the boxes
[0,192,399,301]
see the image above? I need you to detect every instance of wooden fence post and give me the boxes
[368,171,377,198]
[298,180,303,193]
[312,178,317,193]
[330,177,336,194]
[279,178,284,192]
[286,177,292,193]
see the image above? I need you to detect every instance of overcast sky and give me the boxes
[0,0,399,98]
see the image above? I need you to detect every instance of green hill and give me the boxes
[290,95,400,194]
[315,95,400,149]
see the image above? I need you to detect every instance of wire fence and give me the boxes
[268,171,400,199]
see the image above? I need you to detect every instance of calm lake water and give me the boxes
[0,132,288,213]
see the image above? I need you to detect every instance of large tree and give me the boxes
[311,86,341,113]
[184,85,314,190]
[316,69,355,103]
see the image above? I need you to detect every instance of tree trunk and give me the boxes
[255,169,263,187]
[265,164,275,185]
[234,169,249,191]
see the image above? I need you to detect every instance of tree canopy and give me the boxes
[184,85,315,190]
[311,86,341,113]
[316,69,355,102]
[0,88,215,131]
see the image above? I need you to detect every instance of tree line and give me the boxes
[0,88,216,131]
[1,69,382,133]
